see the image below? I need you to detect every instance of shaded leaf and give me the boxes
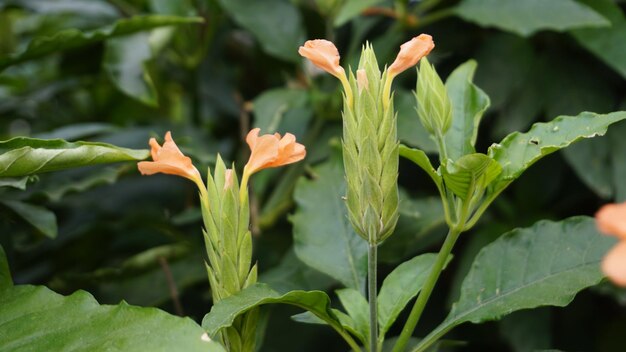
[1,200,57,238]
[252,88,309,134]
[0,15,203,70]
[103,32,158,106]
[378,253,443,336]
[414,217,616,351]
[334,0,385,27]
[217,0,304,62]
[444,60,490,161]
[572,0,626,79]
[202,283,343,337]
[336,288,370,343]
[0,177,30,190]
[399,145,441,189]
[454,0,609,36]
[291,155,367,291]
[442,153,501,200]
[396,90,437,153]
[0,137,149,177]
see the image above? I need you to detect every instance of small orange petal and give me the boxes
[298,39,345,78]
[596,202,626,240]
[602,241,626,287]
[388,34,435,77]
[137,131,201,183]
[356,69,368,93]
[244,129,306,175]
[224,168,234,191]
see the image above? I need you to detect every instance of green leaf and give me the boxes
[399,145,442,189]
[202,283,343,336]
[442,153,502,200]
[377,253,444,336]
[454,0,609,37]
[0,15,203,70]
[571,0,626,79]
[41,166,122,202]
[260,249,334,293]
[444,60,490,161]
[252,88,309,134]
[0,287,225,351]
[103,32,158,106]
[488,112,626,187]
[216,0,305,62]
[0,177,30,190]
[0,137,149,177]
[1,200,57,238]
[336,288,370,343]
[0,245,11,289]
[414,217,617,351]
[334,0,385,27]
[291,156,368,291]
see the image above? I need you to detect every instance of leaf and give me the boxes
[444,60,490,161]
[103,32,158,106]
[1,200,57,238]
[399,145,441,189]
[252,88,309,134]
[202,283,343,336]
[259,249,334,293]
[377,253,442,336]
[41,166,122,202]
[0,137,149,177]
[0,245,225,351]
[0,15,203,70]
[336,288,370,342]
[454,0,609,37]
[34,123,118,141]
[0,177,30,190]
[442,153,502,200]
[291,155,368,291]
[488,112,626,187]
[499,309,552,352]
[571,0,626,79]
[334,0,385,27]
[414,217,617,351]
[216,0,305,62]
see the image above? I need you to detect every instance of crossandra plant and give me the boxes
[0,32,625,352]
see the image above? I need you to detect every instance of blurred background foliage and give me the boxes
[1,0,625,351]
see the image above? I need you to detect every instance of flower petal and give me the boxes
[388,34,435,77]
[596,202,626,239]
[602,241,626,287]
[298,39,345,78]
[244,129,306,175]
[137,131,201,183]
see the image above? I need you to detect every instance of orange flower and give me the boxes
[298,39,345,78]
[596,202,626,286]
[137,131,202,185]
[388,34,435,78]
[243,128,306,176]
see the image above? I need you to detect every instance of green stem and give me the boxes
[368,243,378,352]
[391,227,462,352]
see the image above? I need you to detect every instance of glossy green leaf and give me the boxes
[488,112,626,188]
[334,0,384,27]
[413,217,616,352]
[377,253,443,336]
[0,245,225,351]
[202,283,343,336]
[399,145,441,189]
[0,137,149,177]
[454,0,609,36]
[291,156,368,291]
[217,0,305,62]
[1,200,57,238]
[442,153,501,200]
[103,32,158,106]
[0,15,203,70]
[572,0,626,79]
[444,60,490,161]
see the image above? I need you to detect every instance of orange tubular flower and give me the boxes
[243,128,306,177]
[298,39,345,78]
[596,202,626,286]
[388,34,435,78]
[137,131,203,187]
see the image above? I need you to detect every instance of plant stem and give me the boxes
[391,227,462,352]
[368,243,378,352]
